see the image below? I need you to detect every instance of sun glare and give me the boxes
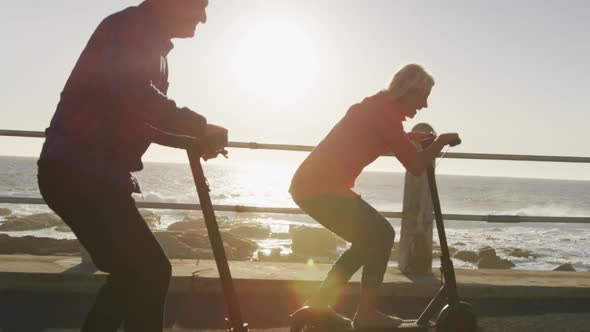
[234,19,317,103]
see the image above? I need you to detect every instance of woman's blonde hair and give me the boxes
[387,64,435,101]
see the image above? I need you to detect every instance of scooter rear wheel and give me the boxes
[436,301,477,332]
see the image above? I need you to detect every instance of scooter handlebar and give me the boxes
[188,124,229,160]
[409,131,437,149]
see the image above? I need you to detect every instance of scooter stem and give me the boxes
[188,151,249,332]
[425,164,459,306]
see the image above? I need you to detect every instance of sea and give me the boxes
[1,155,590,271]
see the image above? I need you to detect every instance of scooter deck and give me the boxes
[304,320,433,331]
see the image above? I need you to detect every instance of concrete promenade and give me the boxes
[1,255,590,331]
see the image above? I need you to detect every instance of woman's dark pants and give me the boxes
[294,194,395,307]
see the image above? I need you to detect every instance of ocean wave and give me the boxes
[493,203,590,217]
[136,191,182,203]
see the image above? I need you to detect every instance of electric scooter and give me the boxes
[187,128,249,332]
[288,138,478,332]
[190,132,476,332]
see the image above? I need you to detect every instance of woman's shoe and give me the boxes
[352,312,403,330]
[289,305,353,328]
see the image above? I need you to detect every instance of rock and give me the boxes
[389,248,399,261]
[80,246,93,264]
[167,230,215,260]
[0,234,81,255]
[193,248,215,260]
[432,244,456,254]
[0,208,11,216]
[553,263,576,272]
[139,209,161,228]
[270,232,291,239]
[257,248,282,262]
[176,230,211,250]
[454,250,479,263]
[153,232,195,259]
[503,247,536,258]
[171,229,257,260]
[54,225,72,232]
[475,246,514,269]
[291,226,346,258]
[453,242,466,246]
[0,213,64,231]
[477,255,515,269]
[170,215,231,230]
[167,218,206,232]
[220,231,257,260]
[216,242,235,260]
[477,246,497,260]
[229,224,271,238]
[257,249,306,263]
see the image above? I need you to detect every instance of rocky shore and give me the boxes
[0,210,583,272]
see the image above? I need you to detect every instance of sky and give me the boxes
[1,0,589,179]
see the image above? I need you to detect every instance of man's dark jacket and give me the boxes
[40,2,206,182]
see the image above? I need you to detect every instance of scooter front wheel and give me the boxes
[289,306,311,332]
[436,301,477,332]
[290,321,305,332]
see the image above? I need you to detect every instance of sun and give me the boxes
[234,19,317,103]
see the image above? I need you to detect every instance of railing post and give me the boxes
[398,123,435,274]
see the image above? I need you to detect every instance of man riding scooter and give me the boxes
[37,1,223,331]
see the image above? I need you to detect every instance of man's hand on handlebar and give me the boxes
[151,124,228,160]
[186,124,229,161]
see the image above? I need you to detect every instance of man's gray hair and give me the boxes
[387,64,435,101]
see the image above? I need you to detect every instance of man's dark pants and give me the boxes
[38,161,172,332]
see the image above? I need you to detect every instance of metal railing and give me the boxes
[2,129,590,224]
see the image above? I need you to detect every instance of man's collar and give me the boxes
[162,40,174,56]
[140,1,175,56]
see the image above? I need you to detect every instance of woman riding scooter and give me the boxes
[289,64,461,329]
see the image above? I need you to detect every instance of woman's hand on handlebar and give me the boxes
[439,133,461,147]
[408,131,437,142]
